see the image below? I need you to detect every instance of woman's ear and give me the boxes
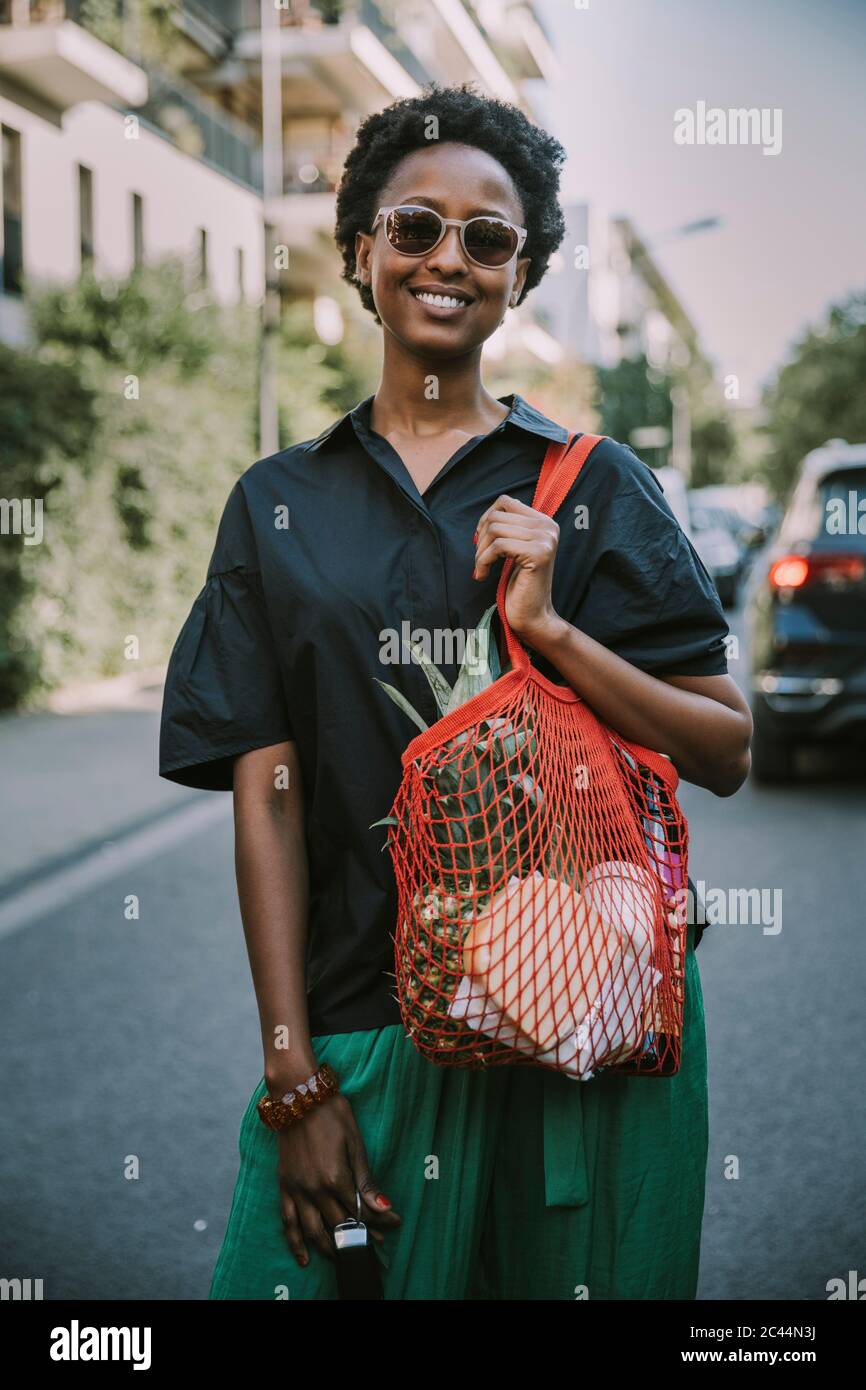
[354,229,371,285]
[512,255,531,304]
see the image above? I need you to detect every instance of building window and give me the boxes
[78,163,94,269]
[236,245,244,301]
[1,125,23,295]
[132,192,144,268]
[197,227,208,287]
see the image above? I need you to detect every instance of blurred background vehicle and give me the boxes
[687,498,746,608]
[651,465,742,608]
[652,464,692,536]
[689,484,770,550]
[746,440,866,782]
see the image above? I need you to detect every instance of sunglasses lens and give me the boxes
[385,207,443,255]
[464,217,519,267]
[382,207,520,266]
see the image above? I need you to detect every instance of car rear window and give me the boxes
[782,466,866,545]
[817,468,866,544]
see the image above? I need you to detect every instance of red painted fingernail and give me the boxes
[376,1194,392,1209]
[472,567,479,580]
[473,529,478,544]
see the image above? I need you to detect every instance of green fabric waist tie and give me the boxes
[541,1066,590,1208]
[539,920,696,1210]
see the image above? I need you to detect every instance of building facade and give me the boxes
[0,0,560,353]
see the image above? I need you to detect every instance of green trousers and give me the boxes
[209,924,707,1300]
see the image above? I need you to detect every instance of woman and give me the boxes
[159,83,752,1300]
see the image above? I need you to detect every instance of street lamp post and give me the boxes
[637,216,722,485]
[670,384,691,481]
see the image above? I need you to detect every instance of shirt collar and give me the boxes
[304,391,570,453]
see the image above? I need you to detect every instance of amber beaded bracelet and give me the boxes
[256,1062,340,1132]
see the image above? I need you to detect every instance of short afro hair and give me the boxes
[334,82,567,322]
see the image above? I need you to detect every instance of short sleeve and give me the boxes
[159,480,293,790]
[572,440,730,678]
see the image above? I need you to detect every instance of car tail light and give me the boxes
[769,556,810,588]
[768,553,866,590]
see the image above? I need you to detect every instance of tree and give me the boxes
[0,347,96,707]
[762,289,866,500]
[595,354,673,455]
[690,410,736,488]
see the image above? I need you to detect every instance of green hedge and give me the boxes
[0,260,375,710]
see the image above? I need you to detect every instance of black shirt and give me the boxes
[159,391,729,1034]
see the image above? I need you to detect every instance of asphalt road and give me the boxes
[1,598,864,1301]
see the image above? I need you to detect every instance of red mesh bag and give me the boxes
[377,433,689,1080]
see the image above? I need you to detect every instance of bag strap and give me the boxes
[495,430,607,673]
[532,431,606,517]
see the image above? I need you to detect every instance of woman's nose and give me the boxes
[427,225,469,269]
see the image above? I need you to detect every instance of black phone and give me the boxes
[333,1217,384,1300]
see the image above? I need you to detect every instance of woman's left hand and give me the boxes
[473,494,563,644]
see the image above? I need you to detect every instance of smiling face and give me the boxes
[354,142,531,358]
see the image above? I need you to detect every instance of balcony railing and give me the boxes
[0,2,121,27]
[1,0,434,193]
[130,63,263,192]
[203,0,344,29]
[0,1,128,52]
[357,0,429,87]
[203,0,430,86]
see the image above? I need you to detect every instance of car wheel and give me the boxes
[750,727,796,784]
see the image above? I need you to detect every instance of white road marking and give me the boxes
[0,796,232,940]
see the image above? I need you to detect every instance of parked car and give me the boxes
[746,440,866,782]
[652,465,692,536]
[695,486,767,550]
[650,466,741,606]
[689,484,771,551]
[688,501,746,607]
[758,499,783,538]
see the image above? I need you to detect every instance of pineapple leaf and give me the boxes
[400,636,453,716]
[372,678,429,733]
[447,605,498,712]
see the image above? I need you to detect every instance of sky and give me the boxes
[535,0,866,403]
